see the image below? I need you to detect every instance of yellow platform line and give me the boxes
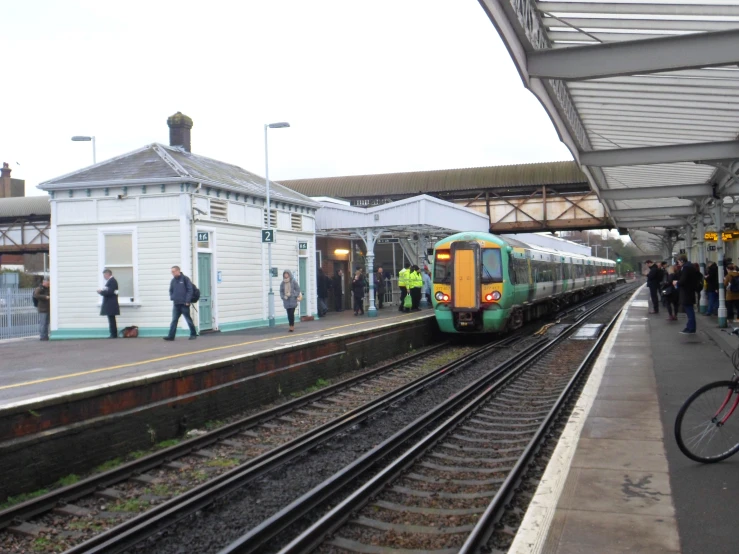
[1,313,425,392]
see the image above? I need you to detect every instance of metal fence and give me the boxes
[0,288,39,341]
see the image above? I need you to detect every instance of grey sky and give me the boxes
[1,1,572,196]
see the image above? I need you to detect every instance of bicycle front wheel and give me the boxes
[675,380,739,463]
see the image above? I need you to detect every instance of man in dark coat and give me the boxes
[645,260,663,314]
[97,269,120,338]
[673,254,697,334]
[375,266,386,309]
[164,265,197,341]
[707,262,719,316]
[317,269,329,317]
[332,269,344,312]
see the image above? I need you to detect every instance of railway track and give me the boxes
[220,286,634,554]
[0,284,636,554]
[0,342,489,554]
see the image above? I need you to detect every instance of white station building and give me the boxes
[39,113,320,339]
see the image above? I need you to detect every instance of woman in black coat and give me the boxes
[97,269,120,338]
[352,270,365,316]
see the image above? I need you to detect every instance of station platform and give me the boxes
[511,285,739,554]
[0,308,433,408]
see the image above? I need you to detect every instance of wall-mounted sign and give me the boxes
[197,231,209,242]
[378,238,400,244]
[262,229,276,243]
[270,267,278,277]
[298,242,308,250]
[217,270,222,283]
[708,244,717,251]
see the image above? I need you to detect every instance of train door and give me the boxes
[197,253,213,331]
[451,242,480,311]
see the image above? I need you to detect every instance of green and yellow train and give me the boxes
[432,232,618,334]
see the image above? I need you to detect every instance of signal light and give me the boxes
[617,257,622,262]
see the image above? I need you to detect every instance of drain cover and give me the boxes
[572,323,603,340]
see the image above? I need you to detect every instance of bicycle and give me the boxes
[675,328,739,463]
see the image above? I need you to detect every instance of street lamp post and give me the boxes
[71,136,96,164]
[264,122,290,327]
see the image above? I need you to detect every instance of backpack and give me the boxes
[694,272,704,291]
[730,275,739,294]
[191,283,200,303]
[32,294,39,308]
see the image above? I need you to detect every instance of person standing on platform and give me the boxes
[674,254,697,334]
[663,265,680,321]
[398,263,410,312]
[317,268,329,317]
[375,266,386,309]
[333,269,344,312]
[707,262,719,316]
[97,269,120,338]
[645,260,663,314]
[280,270,302,332]
[409,265,423,311]
[33,278,51,341]
[164,266,197,341]
[723,264,739,323]
[421,267,432,304]
[352,270,365,315]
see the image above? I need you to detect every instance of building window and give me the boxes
[264,209,277,227]
[210,198,228,221]
[102,231,136,302]
[291,213,302,231]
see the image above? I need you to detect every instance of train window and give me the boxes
[433,251,452,283]
[575,264,584,278]
[512,257,528,284]
[508,254,516,285]
[481,249,503,283]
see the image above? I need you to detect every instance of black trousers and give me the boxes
[107,315,118,337]
[410,288,422,310]
[376,290,384,309]
[286,307,296,326]
[354,297,364,314]
[334,293,343,312]
[648,285,660,312]
[399,287,408,311]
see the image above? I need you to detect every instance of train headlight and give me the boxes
[484,291,502,302]
[435,291,445,301]
[485,293,494,302]
[492,291,501,300]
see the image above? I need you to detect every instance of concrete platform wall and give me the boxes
[0,316,438,500]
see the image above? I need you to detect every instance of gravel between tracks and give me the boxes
[128,288,634,554]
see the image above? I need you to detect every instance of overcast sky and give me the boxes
[1,1,572,196]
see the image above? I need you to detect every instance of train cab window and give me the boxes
[433,251,452,283]
[481,249,503,283]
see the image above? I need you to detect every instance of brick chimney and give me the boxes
[167,112,193,152]
[1,163,11,198]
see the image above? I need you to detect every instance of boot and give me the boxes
[289,325,294,332]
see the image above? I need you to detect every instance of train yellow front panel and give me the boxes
[453,250,476,309]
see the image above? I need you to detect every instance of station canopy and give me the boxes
[480,0,739,234]
[315,194,489,240]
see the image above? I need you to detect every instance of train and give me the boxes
[432,232,618,333]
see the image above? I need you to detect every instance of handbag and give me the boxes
[403,293,412,309]
[121,325,139,338]
[660,285,674,297]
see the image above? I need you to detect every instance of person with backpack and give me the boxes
[97,269,120,338]
[164,265,198,341]
[724,264,739,322]
[33,278,51,341]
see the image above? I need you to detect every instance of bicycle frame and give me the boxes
[712,376,739,425]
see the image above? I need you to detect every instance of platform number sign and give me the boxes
[197,231,209,242]
[298,242,308,250]
[708,244,717,251]
[261,229,275,243]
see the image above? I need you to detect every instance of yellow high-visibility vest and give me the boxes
[398,268,410,288]
[410,270,423,288]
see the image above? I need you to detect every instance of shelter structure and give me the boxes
[314,195,489,315]
[479,0,739,326]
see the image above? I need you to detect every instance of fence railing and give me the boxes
[0,288,39,341]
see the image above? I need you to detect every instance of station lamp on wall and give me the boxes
[334,249,350,255]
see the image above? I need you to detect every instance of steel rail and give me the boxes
[0,341,450,531]
[458,309,622,553]
[223,288,628,554]
[266,288,627,554]
[61,335,520,554]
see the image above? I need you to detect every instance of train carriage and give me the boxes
[432,232,617,334]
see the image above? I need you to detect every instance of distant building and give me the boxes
[0,162,25,198]
[39,113,319,339]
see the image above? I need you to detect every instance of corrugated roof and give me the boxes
[0,196,51,219]
[279,161,585,199]
[40,144,318,207]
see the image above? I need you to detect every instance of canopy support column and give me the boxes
[716,202,728,328]
[696,219,708,314]
[356,228,384,317]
